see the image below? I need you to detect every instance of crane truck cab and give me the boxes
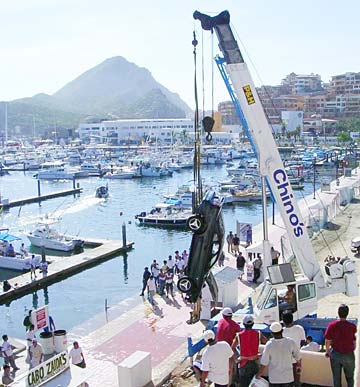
[252,277,317,325]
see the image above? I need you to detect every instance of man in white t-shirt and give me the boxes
[26,325,36,348]
[1,335,19,371]
[256,321,300,386]
[200,330,234,387]
[69,341,86,368]
[147,275,156,305]
[302,335,320,352]
[29,339,43,368]
[282,312,306,386]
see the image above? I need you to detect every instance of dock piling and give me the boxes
[72,177,76,190]
[122,222,127,247]
[37,179,41,197]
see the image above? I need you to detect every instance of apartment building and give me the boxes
[330,72,360,95]
[281,72,323,95]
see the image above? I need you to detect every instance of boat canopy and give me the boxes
[0,233,21,242]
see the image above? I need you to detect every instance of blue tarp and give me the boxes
[0,233,21,242]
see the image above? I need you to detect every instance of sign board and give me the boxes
[236,222,252,245]
[31,306,49,332]
[26,351,70,387]
[321,182,331,192]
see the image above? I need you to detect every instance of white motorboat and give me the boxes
[95,185,109,199]
[35,162,74,180]
[26,221,84,252]
[80,163,104,177]
[104,167,135,179]
[0,232,41,271]
[135,203,193,228]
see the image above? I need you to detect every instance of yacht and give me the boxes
[35,162,74,180]
[26,220,84,252]
[0,232,41,271]
[104,167,135,179]
[135,203,193,228]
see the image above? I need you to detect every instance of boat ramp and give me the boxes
[0,238,134,303]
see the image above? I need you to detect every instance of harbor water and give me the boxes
[0,166,319,339]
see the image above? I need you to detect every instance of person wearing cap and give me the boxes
[200,330,234,387]
[216,307,241,348]
[324,304,356,387]
[237,315,262,387]
[282,312,306,387]
[216,307,240,384]
[29,339,43,368]
[256,321,300,386]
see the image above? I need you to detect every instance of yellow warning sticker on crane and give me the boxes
[243,85,255,105]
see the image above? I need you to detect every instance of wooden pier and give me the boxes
[0,188,82,209]
[0,239,134,303]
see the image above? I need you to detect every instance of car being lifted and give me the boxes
[177,191,225,303]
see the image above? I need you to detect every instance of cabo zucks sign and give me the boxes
[26,351,69,387]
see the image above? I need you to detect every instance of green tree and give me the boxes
[337,131,352,144]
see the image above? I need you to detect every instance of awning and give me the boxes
[0,233,21,242]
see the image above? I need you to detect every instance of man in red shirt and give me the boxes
[216,307,240,385]
[325,304,356,387]
[237,315,261,387]
[216,307,241,348]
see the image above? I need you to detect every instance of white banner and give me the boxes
[26,351,69,387]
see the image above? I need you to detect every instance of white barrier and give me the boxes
[118,351,152,387]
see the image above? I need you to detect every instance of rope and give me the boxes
[192,31,202,208]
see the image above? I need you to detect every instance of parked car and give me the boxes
[177,191,225,302]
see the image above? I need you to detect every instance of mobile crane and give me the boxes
[194,10,358,324]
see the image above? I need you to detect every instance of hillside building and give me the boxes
[281,72,323,95]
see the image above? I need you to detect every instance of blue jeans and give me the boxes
[330,350,355,387]
[147,290,155,305]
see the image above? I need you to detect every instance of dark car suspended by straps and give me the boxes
[177,191,225,303]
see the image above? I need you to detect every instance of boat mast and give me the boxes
[4,102,8,145]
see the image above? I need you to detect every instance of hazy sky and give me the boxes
[0,0,359,109]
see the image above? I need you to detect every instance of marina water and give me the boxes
[0,166,317,339]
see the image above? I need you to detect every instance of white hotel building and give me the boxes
[78,118,195,144]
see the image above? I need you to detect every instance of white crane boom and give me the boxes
[194,10,325,288]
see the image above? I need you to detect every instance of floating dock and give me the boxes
[0,188,82,209]
[0,239,134,303]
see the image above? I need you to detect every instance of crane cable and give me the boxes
[192,30,202,208]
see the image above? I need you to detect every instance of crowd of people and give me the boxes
[140,250,189,305]
[193,303,356,387]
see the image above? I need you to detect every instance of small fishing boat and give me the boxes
[95,185,109,199]
[26,220,84,252]
[135,203,193,228]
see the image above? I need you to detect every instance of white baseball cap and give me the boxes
[270,321,283,333]
[222,307,233,317]
[243,315,254,325]
[202,330,215,342]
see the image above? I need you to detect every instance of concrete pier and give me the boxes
[0,188,82,209]
[0,239,134,303]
